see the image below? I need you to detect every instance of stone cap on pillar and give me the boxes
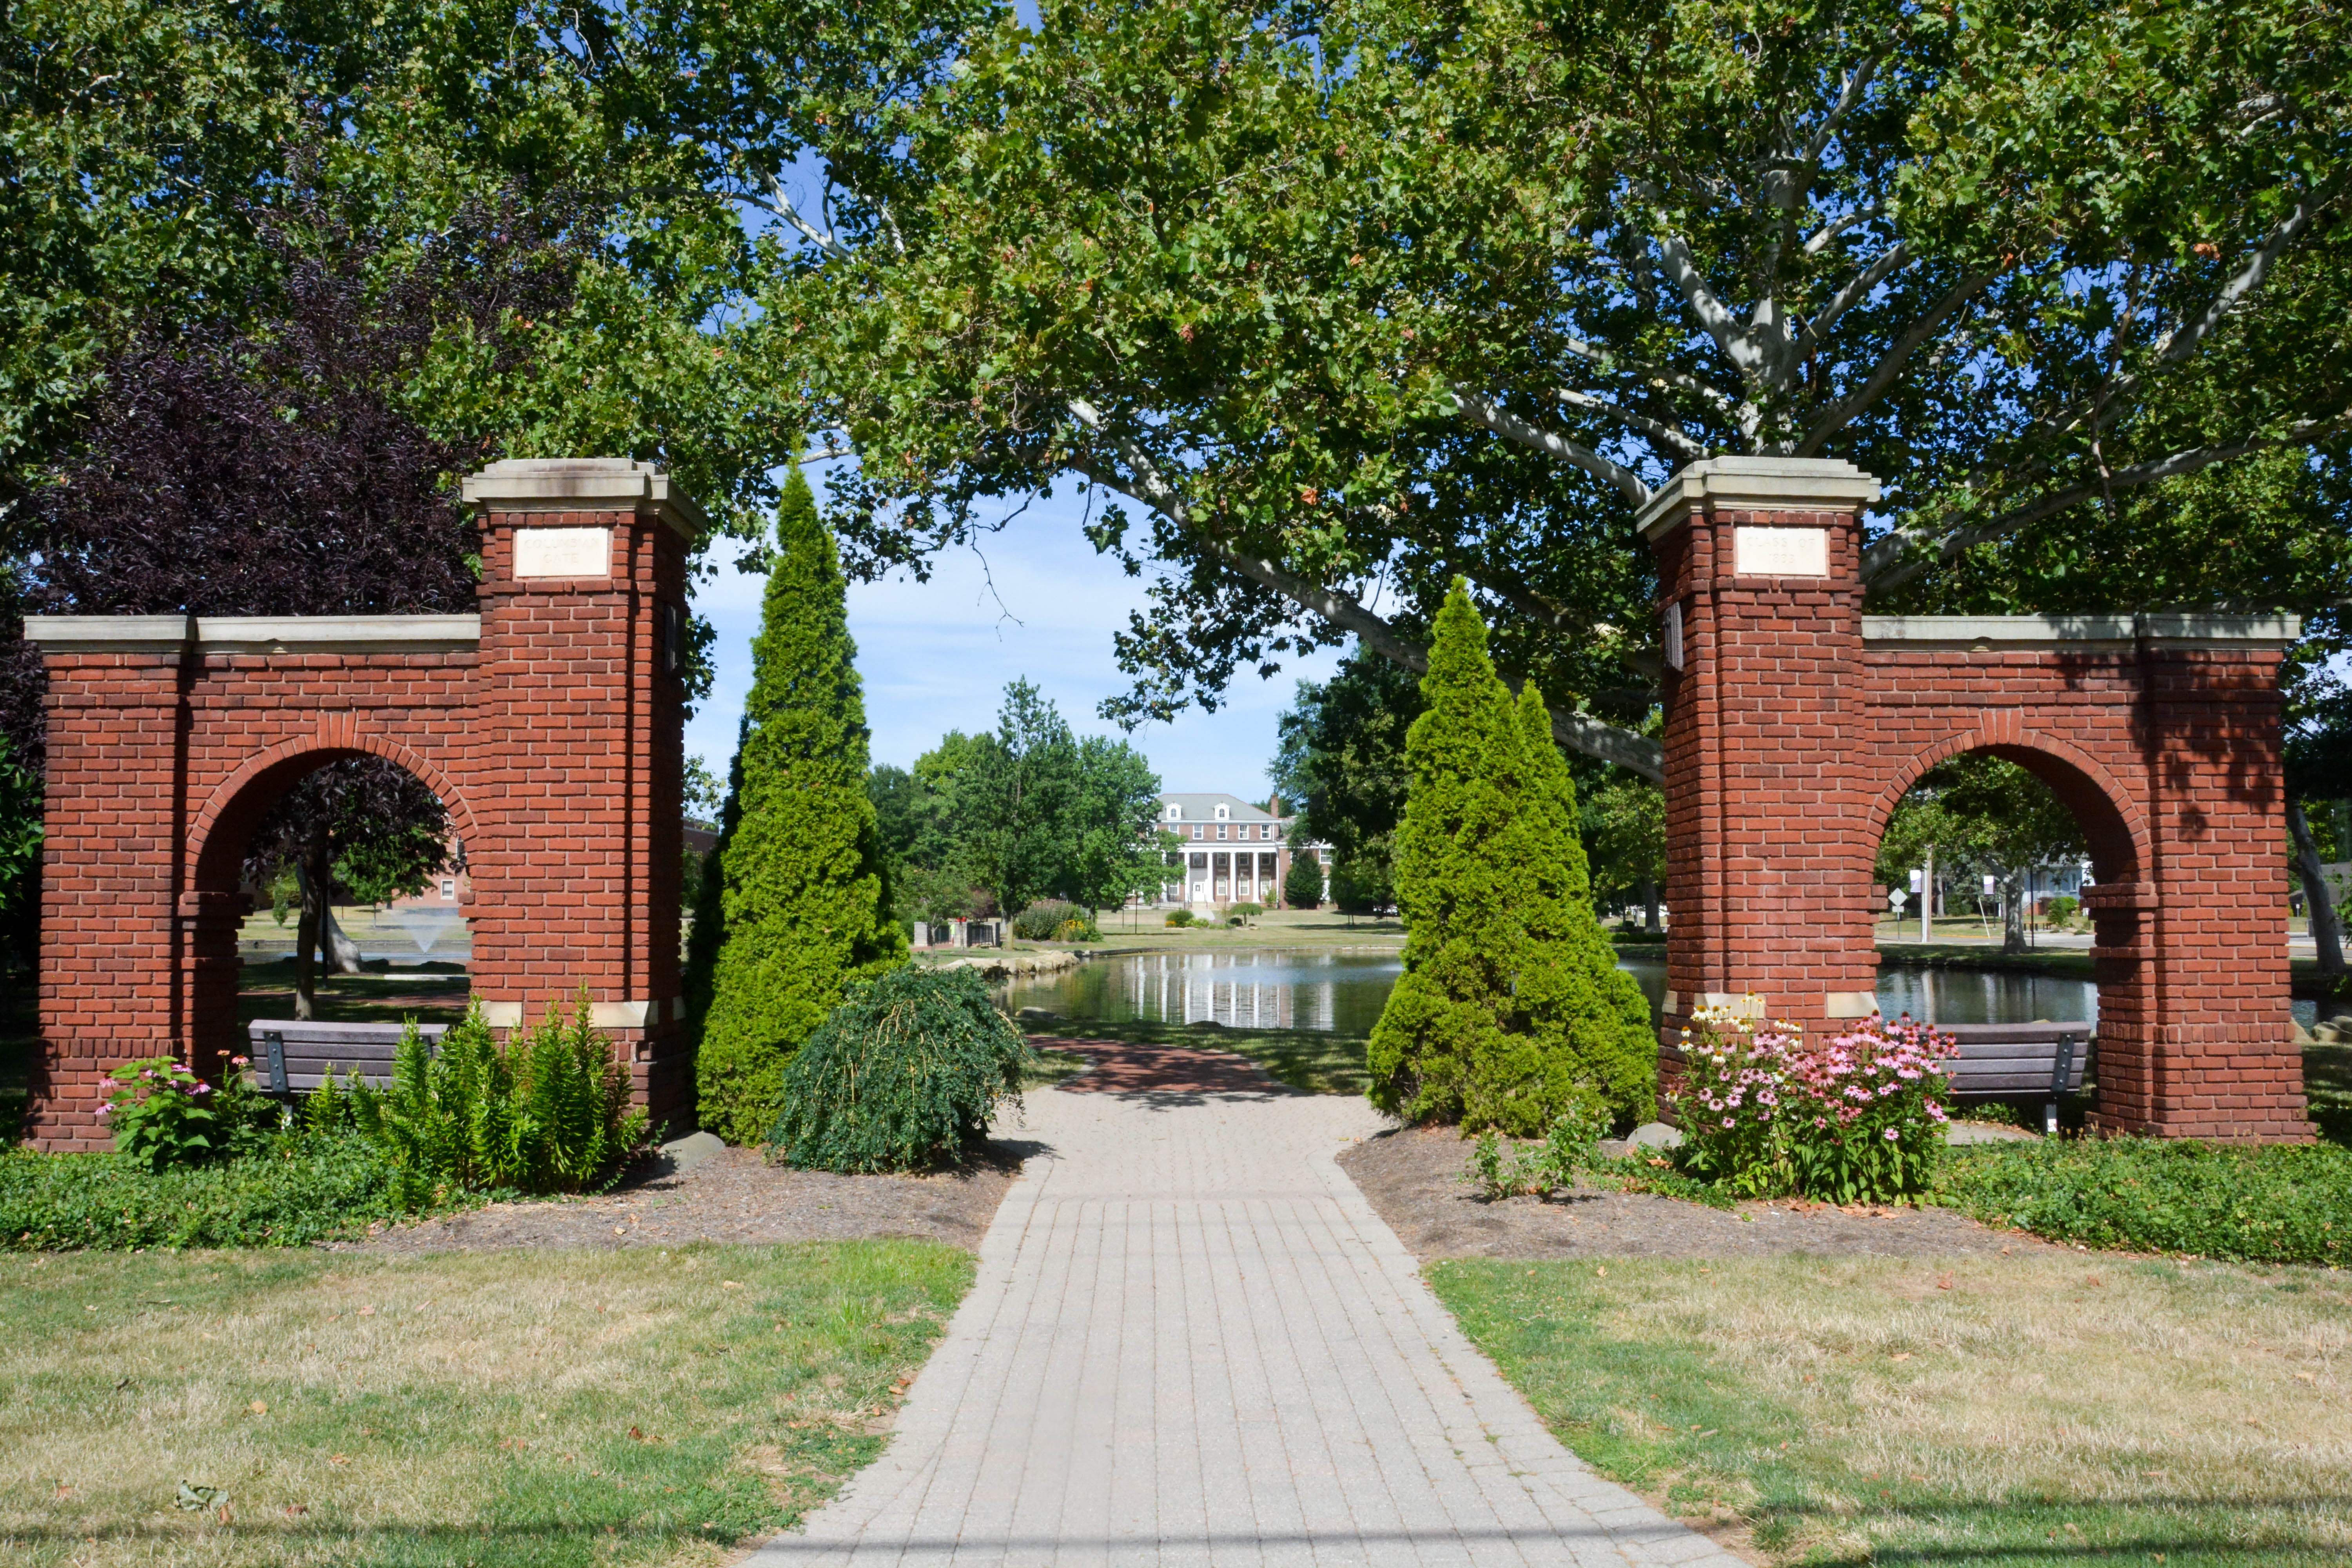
[460,458,706,540]
[1636,456,1881,541]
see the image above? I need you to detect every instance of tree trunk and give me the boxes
[1640,877,1660,934]
[322,902,365,973]
[2001,880,2025,955]
[293,851,323,1022]
[2288,800,2345,989]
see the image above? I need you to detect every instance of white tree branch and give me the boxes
[1653,228,1769,382]
[1795,241,1914,359]
[2152,181,2339,365]
[1064,399,1664,779]
[1553,388,1710,461]
[1795,271,1995,454]
[764,173,854,262]
[1804,203,1883,255]
[1451,388,1655,503]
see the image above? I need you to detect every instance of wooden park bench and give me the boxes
[245,1020,448,1094]
[1933,1022,2089,1135]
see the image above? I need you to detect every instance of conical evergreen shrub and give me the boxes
[690,468,906,1144]
[1366,583,1657,1133]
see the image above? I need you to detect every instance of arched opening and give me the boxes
[1862,738,2147,1125]
[187,743,475,1079]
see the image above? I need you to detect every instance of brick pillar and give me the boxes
[23,617,198,1149]
[1645,457,1883,1084]
[2097,631,2307,1140]
[461,460,697,1132]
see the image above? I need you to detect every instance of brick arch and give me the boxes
[1646,456,2307,1141]
[20,459,703,1149]
[186,729,482,890]
[1857,723,2152,887]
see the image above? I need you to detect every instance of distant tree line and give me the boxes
[868,681,1172,924]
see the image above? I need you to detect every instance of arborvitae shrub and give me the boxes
[768,966,1030,1173]
[691,468,907,1143]
[1283,852,1325,908]
[1367,583,1656,1134]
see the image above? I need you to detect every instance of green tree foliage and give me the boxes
[1271,651,1420,913]
[788,0,2350,777]
[1582,780,1667,932]
[2285,668,2352,987]
[1367,584,1654,1133]
[693,469,906,1145]
[1283,849,1325,910]
[769,966,1030,1173]
[879,682,1170,921]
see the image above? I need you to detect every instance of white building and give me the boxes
[1144,793,1330,913]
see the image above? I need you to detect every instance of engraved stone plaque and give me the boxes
[1663,601,1684,670]
[1733,525,1828,577]
[512,525,612,578]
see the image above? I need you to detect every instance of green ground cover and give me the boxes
[0,1135,461,1251]
[0,1240,971,1568]
[1431,1254,2352,1567]
[1935,1138,2352,1265]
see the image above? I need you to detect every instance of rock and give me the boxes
[1016,1006,1060,1024]
[2294,1019,2316,1044]
[1943,1120,2039,1144]
[2313,1023,2343,1044]
[657,1130,727,1174]
[1625,1122,1684,1151]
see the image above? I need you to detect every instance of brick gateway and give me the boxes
[1649,458,2308,1140]
[22,460,696,1150]
[16,456,2313,1147]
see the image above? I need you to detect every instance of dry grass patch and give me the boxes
[0,1240,971,1566]
[1430,1252,2352,1565]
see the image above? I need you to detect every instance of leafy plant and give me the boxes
[1227,901,1263,921]
[0,1134,432,1250]
[1011,899,1096,942]
[769,966,1030,1174]
[98,1059,224,1172]
[1461,1099,1613,1200]
[1368,584,1655,1134]
[1164,908,1197,928]
[342,998,652,1207]
[1670,1009,1957,1203]
[1934,1138,2352,1265]
[689,466,907,1146]
[1282,851,1324,909]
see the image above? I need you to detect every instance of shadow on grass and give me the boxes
[1020,1015,1369,1098]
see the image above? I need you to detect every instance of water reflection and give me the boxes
[1003,950,1401,1035]
[1004,947,2186,1033]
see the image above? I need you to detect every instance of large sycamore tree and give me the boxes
[784,0,2352,779]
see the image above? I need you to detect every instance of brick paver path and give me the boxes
[751,1042,1743,1568]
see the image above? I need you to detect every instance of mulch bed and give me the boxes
[1340,1123,2059,1259]
[341,1142,1032,1254]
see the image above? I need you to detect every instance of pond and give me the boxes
[1003,946,2184,1033]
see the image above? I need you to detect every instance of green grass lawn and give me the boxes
[0,1240,971,1567]
[1429,1254,2352,1566]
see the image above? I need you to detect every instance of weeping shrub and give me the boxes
[337,996,653,1207]
[768,966,1031,1174]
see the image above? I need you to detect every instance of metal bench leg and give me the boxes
[2048,1032,2079,1138]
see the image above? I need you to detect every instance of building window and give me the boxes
[1166,804,1181,821]
[1215,803,1229,820]
[1216,824,1228,840]
[1192,824,1203,840]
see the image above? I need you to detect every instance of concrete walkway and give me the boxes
[751,1047,1744,1568]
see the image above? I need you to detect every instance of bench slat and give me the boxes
[247,1020,447,1092]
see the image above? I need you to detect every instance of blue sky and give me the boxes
[681,475,1348,800]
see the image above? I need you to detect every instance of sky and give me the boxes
[681,475,1348,802]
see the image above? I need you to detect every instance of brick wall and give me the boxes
[1650,459,2307,1142]
[25,460,699,1149]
